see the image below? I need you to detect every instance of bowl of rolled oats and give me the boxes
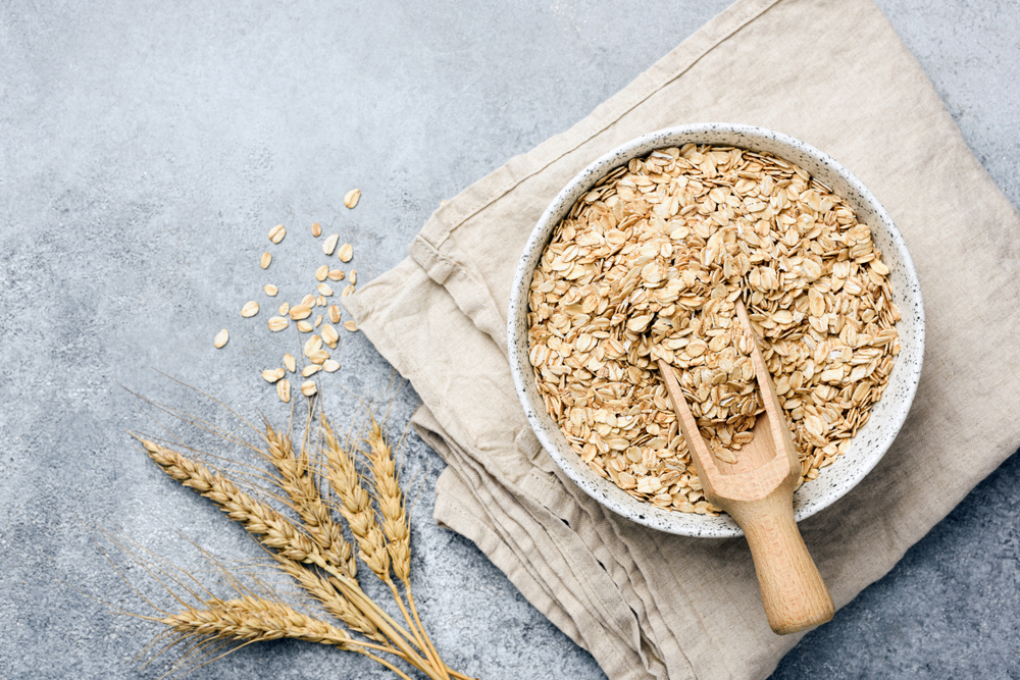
[508,123,924,537]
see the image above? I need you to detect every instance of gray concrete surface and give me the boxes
[1,1,1018,679]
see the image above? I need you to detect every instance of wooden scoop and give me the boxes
[656,300,834,634]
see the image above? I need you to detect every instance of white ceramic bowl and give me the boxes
[508,123,925,538]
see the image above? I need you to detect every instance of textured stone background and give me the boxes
[1,1,1018,678]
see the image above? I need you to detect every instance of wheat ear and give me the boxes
[161,595,351,645]
[321,423,391,581]
[364,419,411,582]
[160,596,415,680]
[320,421,446,676]
[142,439,321,564]
[274,555,380,640]
[364,418,450,680]
[264,423,357,578]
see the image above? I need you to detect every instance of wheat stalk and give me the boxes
[263,423,357,579]
[141,439,321,564]
[158,595,415,680]
[161,595,351,646]
[321,421,392,581]
[363,417,449,680]
[364,419,411,582]
[130,401,474,680]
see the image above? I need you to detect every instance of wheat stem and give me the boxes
[324,569,445,680]
[406,586,450,680]
[353,649,416,680]
[386,579,430,668]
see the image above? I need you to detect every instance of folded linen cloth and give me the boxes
[342,0,1020,678]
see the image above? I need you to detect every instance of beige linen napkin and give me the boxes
[343,0,1020,678]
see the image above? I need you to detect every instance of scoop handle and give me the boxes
[728,492,835,635]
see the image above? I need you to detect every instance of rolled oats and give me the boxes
[277,378,291,403]
[527,144,901,514]
[262,368,285,383]
[343,189,361,209]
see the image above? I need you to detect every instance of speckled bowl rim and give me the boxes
[508,123,925,538]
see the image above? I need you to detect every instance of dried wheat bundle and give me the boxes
[122,399,471,680]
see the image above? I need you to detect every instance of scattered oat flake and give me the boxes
[262,368,285,383]
[341,285,355,298]
[283,353,296,372]
[315,265,329,282]
[321,324,339,348]
[263,284,278,297]
[301,380,317,397]
[311,222,322,237]
[277,379,291,403]
[317,283,333,296]
[268,317,289,332]
[328,305,341,324]
[323,359,340,373]
[323,234,339,256]
[304,335,323,357]
[302,365,322,377]
[300,294,316,308]
[278,302,290,316]
[297,320,314,333]
[290,306,312,320]
[269,225,286,244]
[338,243,353,263]
[343,320,358,333]
[314,314,323,328]
[316,295,327,307]
[260,252,272,269]
[327,269,345,282]
[241,301,259,318]
[213,329,229,348]
[349,270,357,285]
[343,189,361,209]
[308,349,330,364]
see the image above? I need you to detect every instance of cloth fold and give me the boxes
[343,0,1020,677]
